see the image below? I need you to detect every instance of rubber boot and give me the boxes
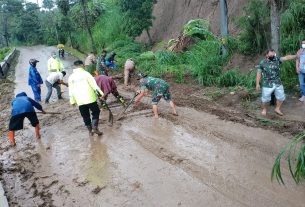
[8,131,16,146]
[87,126,93,136]
[92,119,103,136]
[35,124,41,139]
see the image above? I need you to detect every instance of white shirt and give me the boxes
[47,72,63,85]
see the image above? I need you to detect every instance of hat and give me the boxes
[29,59,39,64]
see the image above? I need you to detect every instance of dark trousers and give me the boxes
[78,102,100,127]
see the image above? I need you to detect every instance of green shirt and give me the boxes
[140,77,169,91]
[258,57,282,88]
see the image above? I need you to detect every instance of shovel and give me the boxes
[95,90,114,125]
[37,111,61,115]
[117,92,139,120]
[99,100,114,125]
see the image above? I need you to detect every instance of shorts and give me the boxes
[261,84,285,103]
[9,112,39,131]
[152,87,172,105]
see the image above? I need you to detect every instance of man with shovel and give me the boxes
[94,74,126,105]
[69,60,104,136]
[134,73,178,118]
[8,92,46,146]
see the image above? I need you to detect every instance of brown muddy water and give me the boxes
[0,46,304,207]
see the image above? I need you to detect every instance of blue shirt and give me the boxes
[11,92,43,116]
[28,66,43,86]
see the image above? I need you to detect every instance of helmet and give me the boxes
[29,59,39,67]
[110,51,116,56]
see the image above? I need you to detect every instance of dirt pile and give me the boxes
[138,0,248,43]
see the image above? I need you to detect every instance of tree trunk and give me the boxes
[219,0,229,56]
[146,29,153,45]
[270,0,280,53]
[80,0,96,54]
[69,31,74,48]
[3,15,9,47]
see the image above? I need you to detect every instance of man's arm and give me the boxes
[296,59,300,74]
[280,55,297,62]
[134,90,145,106]
[86,73,104,97]
[28,97,44,112]
[256,71,262,91]
[68,78,76,105]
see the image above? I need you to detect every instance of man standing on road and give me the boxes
[124,58,135,86]
[48,52,64,73]
[8,92,46,146]
[69,60,104,136]
[96,50,107,76]
[296,39,305,102]
[28,59,43,102]
[134,73,178,118]
[256,49,297,116]
[45,71,68,104]
[85,52,97,76]
[94,74,126,105]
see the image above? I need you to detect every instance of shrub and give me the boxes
[217,69,242,87]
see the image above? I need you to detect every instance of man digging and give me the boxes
[134,73,177,118]
[256,49,297,116]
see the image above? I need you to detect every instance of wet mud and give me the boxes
[0,46,305,207]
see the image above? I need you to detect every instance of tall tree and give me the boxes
[117,0,157,43]
[219,0,229,56]
[79,0,96,53]
[270,0,280,53]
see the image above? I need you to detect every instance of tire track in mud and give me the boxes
[126,129,299,207]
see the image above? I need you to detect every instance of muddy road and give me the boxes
[1,46,305,207]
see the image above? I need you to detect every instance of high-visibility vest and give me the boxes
[68,67,104,106]
[48,57,63,73]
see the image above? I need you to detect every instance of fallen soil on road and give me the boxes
[1,46,305,207]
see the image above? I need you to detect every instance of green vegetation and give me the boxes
[0,48,12,61]
[272,132,305,184]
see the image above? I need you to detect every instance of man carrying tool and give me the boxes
[69,60,104,136]
[45,71,68,104]
[85,52,97,76]
[96,50,107,76]
[28,59,43,102]
[94,74,126,106]
[134,73,178,118]
[8,92,46,146]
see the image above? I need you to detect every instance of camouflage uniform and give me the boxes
[258,57,285,102]
[140,77,172,105]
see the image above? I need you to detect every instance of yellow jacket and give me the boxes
[68,67,104,106]
[48,57,63,72]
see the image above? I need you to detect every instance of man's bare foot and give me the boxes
[261,109,267,116]
[172,112,178,116]
[154,115,159,119]
[274,109,284,116]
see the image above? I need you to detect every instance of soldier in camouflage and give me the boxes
[134,73,177,118]
[256,49,297,116]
